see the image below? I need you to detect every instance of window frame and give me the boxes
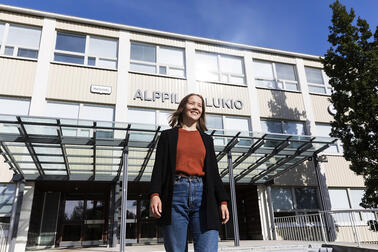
[271,186,320,216]
[129,41,186,78]
[53,31,118,70]
[315,122,343,155]
[0,22,41,60]
[253,60,300,92]
[305,66,333,95]
[195,51,246,85]
[260,119,307,135]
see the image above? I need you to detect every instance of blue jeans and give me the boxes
[161,176,219,252]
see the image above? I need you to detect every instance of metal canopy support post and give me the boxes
[93,122,97,177]
[56,120,70,176]
[227,151,240,247]
[7,180,24,252]
[266,185,277,240]
[120,148,129,252]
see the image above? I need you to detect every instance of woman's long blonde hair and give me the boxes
[169,93,207,131]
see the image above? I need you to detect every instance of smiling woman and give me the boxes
[149,93,229,252]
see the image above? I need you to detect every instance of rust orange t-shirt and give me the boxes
[175,128,206,176]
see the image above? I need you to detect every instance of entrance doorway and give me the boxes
[60,198,106,246]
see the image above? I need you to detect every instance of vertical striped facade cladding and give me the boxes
[0,4,365,210]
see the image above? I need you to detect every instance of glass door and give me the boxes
[60,199,106,246]
[61,200,84,246]
[82,200,105,246]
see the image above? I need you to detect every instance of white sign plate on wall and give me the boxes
[90,85,112,95]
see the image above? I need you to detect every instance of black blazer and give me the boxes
[148,127,229,230]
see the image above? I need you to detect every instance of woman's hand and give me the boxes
[220,204,229,224]
[150,195,162,218]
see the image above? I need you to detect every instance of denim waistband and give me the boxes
[175,175,203,183]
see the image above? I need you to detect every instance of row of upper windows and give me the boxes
[0,22,331,95]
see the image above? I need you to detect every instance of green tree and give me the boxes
[322,1,378,208]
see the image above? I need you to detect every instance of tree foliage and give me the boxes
[322,1,378,208]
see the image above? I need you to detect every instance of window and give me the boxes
[0,184,16,215]
[0,23,41,59]
[195,51,245,85]
[305,67,332,95]
[271,187,319,216]
[204,114,251,146]
[329,188,374,224]
[45,101,114,138]
[54,32,118,69]
[329,189,350,209]
[271,188,294,211]
[261,119,306,135]
[315,123,342,153]
[0,97,30,115]
[254,60,299,91]
[295,188,318,209]
[130,42,185,78]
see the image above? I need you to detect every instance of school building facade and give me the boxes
[0,4,367,251]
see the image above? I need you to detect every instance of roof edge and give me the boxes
[0,4,323,61]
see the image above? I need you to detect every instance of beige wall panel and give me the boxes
[195,43,244,56]
[311,94,333,123]
[257,89,306,120]
[130,33,185,48]
[323,156,364,187]
[56,20,118,38]
[303,59,323,68]
[274,161,317,186]
[128,73,187,110]
[0,11,43,26]
[251,51,296,64]
[0,57,36,97]
[0,158,13,183]
[47,64,117,104]
[196,82,250,116]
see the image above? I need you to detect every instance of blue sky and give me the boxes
[0,0,377,56]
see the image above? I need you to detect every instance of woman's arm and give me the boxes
[208,136,230,224]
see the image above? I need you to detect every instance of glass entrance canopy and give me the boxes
[0,115,337,183]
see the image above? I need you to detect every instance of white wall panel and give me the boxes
[0,57,36,97]
[310,94,334,123]
[303,59,323,68]
[195,43,244,56]
[252,51,297,64]
[274,161,318,186]
[56,20,118,38]
[323,156,364,187]
[0,11,43,26]
[130,32,185,48]
[47,63,117,104]
[257,89,306,120]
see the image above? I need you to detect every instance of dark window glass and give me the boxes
[295,188,318,209]
[64,200,84,221]
[17,48,38,58]
[88,57,96,66]
[55,32,86,53]
[54,53,84,64]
